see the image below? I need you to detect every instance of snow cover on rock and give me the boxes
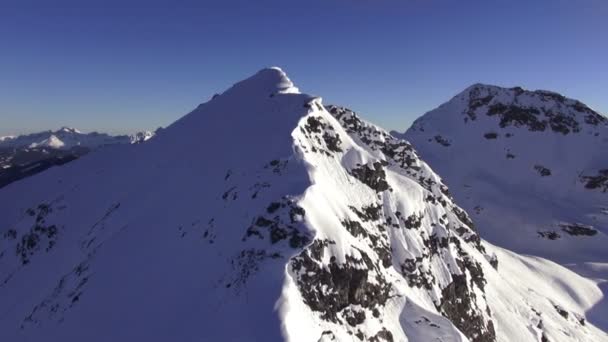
[402,83,608,331]
[0,127,155,150]
[0,71,606,341]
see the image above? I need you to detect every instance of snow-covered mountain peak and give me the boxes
[58,127,81,134]
[418,83,607,137]
[403,85,608,328]
[1,71,607,341]
[29,134,65,149]
[162,68,313,152]
[219,67,300,100]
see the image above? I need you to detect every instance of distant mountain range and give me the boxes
[0,127,155,150]
[0,128,157,189]
[1,68,606,341]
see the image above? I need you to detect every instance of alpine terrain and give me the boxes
[401,83,608,331]
[0,128,155,189]
[0,70,605,341]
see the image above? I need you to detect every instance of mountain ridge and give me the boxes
[0,69,606,341]
[402,81,608,332]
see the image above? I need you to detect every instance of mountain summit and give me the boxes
[413,83,606,134]
[224,67,300,96]
[0,72,606,341]
[402,83,608,329]
[402,83,608,257]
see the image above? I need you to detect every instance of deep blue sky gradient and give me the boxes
[1,0,607,135]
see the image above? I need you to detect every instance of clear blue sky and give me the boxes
[1,0,606,136]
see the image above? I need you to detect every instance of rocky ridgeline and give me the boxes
[284,104,497,341]
[1,70,605,341]
[461,84,606,134]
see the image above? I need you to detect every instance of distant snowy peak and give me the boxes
[409,83,607,136]
[29,135,65,149]
[129,130,155,144]
[58,126,81,134]
[0,128,156,150]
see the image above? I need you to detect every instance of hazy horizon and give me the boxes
[1,0,607,136]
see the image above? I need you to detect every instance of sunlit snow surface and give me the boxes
[0,71,606,341]
[403,83,608,334]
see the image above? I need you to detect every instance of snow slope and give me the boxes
[0,71,605,341]
[402,83,608,331]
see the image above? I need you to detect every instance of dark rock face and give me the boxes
[244,199,311,248]
[487,103,548,132]
[559,223,598,236]
[534,165,552,177]
[327,105,438,194]
[299,114,343,156]
[0,147,86,189]
[350,162,390,192]
[553,305,569,319]
[291,245,391,324]
[581,169,608,192]
[0,203,62,266]
[538,231,561,240]
[400,256,436,290]
[463,84,607,134]
[403,231,495,341]
[427,240,493,325]
[349,204,382,222]
[342,219,366,238]
[403,212,423,230]
[368,328,394,342]
[583,108,608,126]
[318,331,336,341]
[452,206,476,231]
[466,89,494,121]
[439,274,496,342]
[434,135,451,146]
[340,217,392,269]
[487,254,499,270]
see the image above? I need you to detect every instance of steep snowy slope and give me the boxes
[402,84,608,330]
[0,71,605,341]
